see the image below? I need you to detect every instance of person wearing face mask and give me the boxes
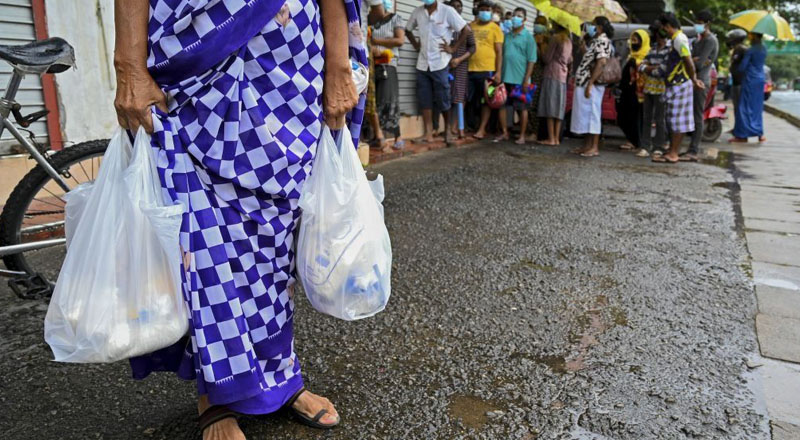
[570,17,614,157]
[683,9,719,161]
[406,0,470,145]
[730,32,767,143]
[527,16,550,140]
[496,7,537,144]
[616,29,650,155]
[445,0,476,140]
[502,11,513,34]
[652,12,705,164]
[537,22,572,146]
[370,0,406,150]
[468,0,504,139]
[639,23,671,157]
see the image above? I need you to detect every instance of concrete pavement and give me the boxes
[721,111,800,439]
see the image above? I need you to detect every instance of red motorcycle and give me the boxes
[702,66,727,142]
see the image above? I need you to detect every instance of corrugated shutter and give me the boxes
[0,0,49,149]
[393,0,539,115]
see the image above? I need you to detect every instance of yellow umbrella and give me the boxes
[530,0,582,35]
[550,0,627,23]
[729,10,795,41]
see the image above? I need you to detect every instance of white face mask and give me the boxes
[492,13,501,23]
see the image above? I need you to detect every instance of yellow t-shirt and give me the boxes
[468,21,504,72]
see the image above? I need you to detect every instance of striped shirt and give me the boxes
[372,13,404,67]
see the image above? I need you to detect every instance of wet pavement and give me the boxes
[0,137,768,439]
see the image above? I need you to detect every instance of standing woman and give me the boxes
[730,32,767,143]
[447,0,476,140]
[617,29,650,152]
[538,23,572,146]
[527,15,550,141]
[371,0,406,149]
[114,0,365,438]
[571,17,614,157]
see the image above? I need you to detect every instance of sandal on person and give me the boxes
[284,387,340,430]
[198,405,239,433]
[678,153,698,162]
[727,137,748,143]
[369,138,387,150]
[393,139,406,150]
[651,155,677,163]
[619,143,634,151]
[759,136,767,143]
[580,151,599,157]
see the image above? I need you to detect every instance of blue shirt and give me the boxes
[501,29,536,85]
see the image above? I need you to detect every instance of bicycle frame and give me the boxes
[0,68,73,277]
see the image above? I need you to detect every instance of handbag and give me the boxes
[597,56,622,85]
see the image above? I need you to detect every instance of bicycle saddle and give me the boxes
[0,37,75,74]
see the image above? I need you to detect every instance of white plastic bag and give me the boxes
[45,127,188,363]
[297,125,392,321]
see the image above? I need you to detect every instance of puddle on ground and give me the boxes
[447,394,499,430]
[511,258,556,273]
[702,150,732,168]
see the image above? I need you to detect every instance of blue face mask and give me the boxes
[585,24,597,38]
[512,16,524,29]
[478,10,492,22]
[383,0,392,10]
[534,24,547,34]
[503,19,512,29]
[694,24,706,34]
[422,0,435,6]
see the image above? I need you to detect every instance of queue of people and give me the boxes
[362,1,747,162]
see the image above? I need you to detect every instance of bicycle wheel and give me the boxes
[0,139,108,277]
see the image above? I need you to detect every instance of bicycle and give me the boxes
[0,38,108,299]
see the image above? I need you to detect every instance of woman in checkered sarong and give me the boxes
[113,0,365,437]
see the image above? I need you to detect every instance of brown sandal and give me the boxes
[284,387,340,430]
[198,405,239,433]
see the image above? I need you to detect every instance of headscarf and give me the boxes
[629,29,650,65]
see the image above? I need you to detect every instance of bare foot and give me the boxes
[292,390,340,426]
[199,396,245,440]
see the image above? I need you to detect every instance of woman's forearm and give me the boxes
[320,0,351,73]
[114,0,150,73]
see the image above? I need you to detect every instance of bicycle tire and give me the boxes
[0,139,109,275]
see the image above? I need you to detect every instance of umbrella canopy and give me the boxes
[550,0,627,23]
[730,10,796,41]
[530,0,582,35]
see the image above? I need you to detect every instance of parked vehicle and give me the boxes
[764,65,773,101]
[702,66,727,142]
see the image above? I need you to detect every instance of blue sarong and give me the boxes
[129,0,367,414]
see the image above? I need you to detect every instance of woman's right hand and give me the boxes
[114,64,168,134]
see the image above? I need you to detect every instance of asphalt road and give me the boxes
[0,139,768,439]
[768,91,800,119]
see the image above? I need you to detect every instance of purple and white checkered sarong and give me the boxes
[129,0,366,414]
[665,80,694,134]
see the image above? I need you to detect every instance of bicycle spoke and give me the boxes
[77,160,91,182]
[40,186,67,205]
[29,196,65,210]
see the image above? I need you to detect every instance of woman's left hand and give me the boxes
[323,63,359,129]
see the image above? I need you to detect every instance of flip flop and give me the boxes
[515,138,526,145]
[284,387,340,430]
[472,134,485,140]
[759,137,767,143]
[198,406,239,434]
[580,151,599,157]
[393,139,406,150]
[652,155,678,164]
[727,137,748,143]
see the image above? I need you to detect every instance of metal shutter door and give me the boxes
[0,0,49,150]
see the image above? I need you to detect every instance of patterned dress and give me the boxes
[129,0,367,414]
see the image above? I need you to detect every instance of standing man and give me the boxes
[655,12,705,164]
[498,7,536,144]
[684,9,718,162]
[469,0,504,140]
[406,0,469,145]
